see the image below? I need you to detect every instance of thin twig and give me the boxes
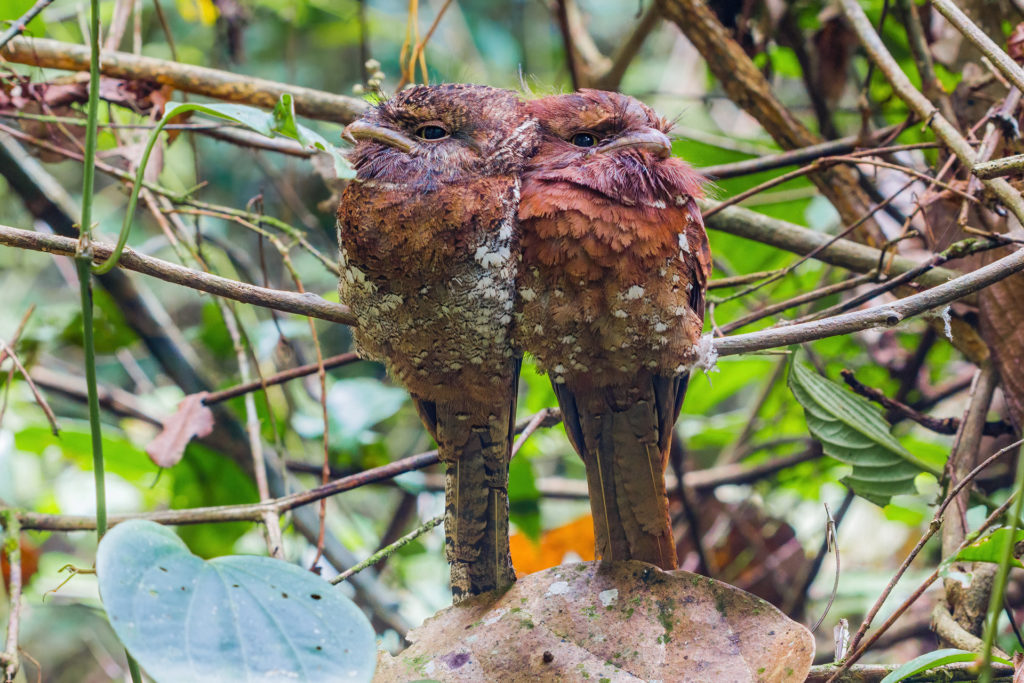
[829,441,1024,681]
[719,271,877,334]
[702,200,962,291]
[841,369,1015,437]
[0,0,54,50]
[553,0,580,90]
[930,0,1024,95]
[203,352,360,405]
[698,124,907,179]
[395,0,453,90]
[510,408,554,459]
[0,341,58,436]
[330,516,444,585]
[978,440,1024,681]
[0,306,35,367]
[0,225,355,325]
[839,0,1024,227]
[714,241,1024,357]
[810,502,840,633]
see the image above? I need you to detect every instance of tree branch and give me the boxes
[714,241,1024,357]
[1,37,368,124]
[841,369,1015,437]
[838,0,1024,228]
[656,0,885,243]
[930,0,1024,94]
[702,200,961,289]
[0,224,355,325]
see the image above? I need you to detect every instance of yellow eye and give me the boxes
[571,132,598,147]
[416,125,449,140]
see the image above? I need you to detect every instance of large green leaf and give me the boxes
[97,520,376,682]
[788,362,939,506]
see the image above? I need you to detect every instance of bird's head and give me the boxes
[343,84,538,190]
[524,89,703,205]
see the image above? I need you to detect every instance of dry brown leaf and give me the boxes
[145,392,214,468]
[376,561,814,682]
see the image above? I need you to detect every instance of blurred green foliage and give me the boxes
[1,0,1010,678]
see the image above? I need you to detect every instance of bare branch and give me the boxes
[930,0,1024,94]
[838,0,1024,227]
[715,241,1024,357]
[702,201,960,289]
[1,37,367,124]
[0,514,22,682]
[974,153,1024,180]
[0,224,355,325]
[0,0,54,50]
[841,369,1015,437]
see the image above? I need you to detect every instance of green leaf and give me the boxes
[165,101,275,136]
[165,95,355,179]
[97,520,376,682]
[788,362,939,507]
[509,456,541,541]
[955,527,1024,568]
[879,648,1010,683]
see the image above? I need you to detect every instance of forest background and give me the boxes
[2,0,1024,680]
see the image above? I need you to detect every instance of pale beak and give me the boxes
[342,120,415,153]
[597,129,672,159]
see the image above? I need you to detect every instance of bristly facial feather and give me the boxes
[347,83,538,191]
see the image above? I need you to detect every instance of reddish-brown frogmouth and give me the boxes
[517,90,711,569]
[337,84,538,600]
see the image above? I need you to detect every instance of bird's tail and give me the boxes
[415,393,517,601]
[553,376,686,569]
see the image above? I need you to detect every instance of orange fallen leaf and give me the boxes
[510,514,595,576]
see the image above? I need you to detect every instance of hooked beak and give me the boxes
[597,129,672,159]
[342,120,415,153]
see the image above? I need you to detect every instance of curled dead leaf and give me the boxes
[145,392,214,468]
[377,561,814,682]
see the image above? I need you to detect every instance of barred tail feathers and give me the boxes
[553,376,683,570]
[418,395,517,601]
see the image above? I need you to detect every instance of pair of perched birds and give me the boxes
[336,84,711,602]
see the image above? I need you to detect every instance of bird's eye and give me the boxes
[571,132,598,148]
[416,125,449,140]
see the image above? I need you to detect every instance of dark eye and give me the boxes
[416,125,449,140]
[571,132,597,147]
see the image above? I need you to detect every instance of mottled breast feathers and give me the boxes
[517,89,711,388]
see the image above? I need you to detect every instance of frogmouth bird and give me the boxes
[517,90,711,569]
[337,84,537,600]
